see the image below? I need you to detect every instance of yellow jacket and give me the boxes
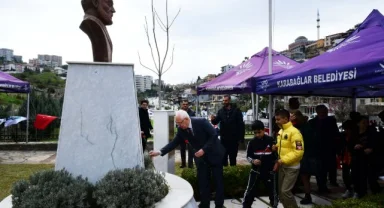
[276,122,304,166]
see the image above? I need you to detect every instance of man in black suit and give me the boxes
[210,95,245,166]
[150,110,225,208]
[308,105,340,193]
[138,100,153,152]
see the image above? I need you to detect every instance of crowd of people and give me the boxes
[139,96,383,208]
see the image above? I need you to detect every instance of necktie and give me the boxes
[187,128,194,136]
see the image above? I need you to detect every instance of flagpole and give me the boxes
[26,93,30,143]
[268,0,273,134]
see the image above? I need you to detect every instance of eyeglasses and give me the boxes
[175,118,187,125]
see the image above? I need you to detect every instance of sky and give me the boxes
[1,0,384,85]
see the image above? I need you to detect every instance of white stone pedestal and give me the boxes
[55,62,144,183]
[152,110,175,174]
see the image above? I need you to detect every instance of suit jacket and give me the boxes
[161,117,224,166]
[211,104,245,141]
[138,107,153,138]
[308,116,340,154]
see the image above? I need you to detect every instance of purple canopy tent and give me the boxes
[197,47,299,95]
[0,71,30,93]
[0,70,31,142]
[255,9,384,99]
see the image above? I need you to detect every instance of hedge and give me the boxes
[11,154,169,208]
[313,193,384,208]
[181,165,269,200]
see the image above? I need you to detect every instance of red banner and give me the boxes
[34,114,58,130]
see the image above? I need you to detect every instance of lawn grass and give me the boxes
[0,164,54,201]
[0,163,184,201]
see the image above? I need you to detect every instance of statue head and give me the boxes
[81,0,115,25]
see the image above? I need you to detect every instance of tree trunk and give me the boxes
[158,76,162,109]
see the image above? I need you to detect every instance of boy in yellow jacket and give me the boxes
[273,109,304,208]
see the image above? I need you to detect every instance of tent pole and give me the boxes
[352,88,357,112]
[255,94,259,120]
[268,0,273,134]
[251,93,255,121]
[26,93,30,143]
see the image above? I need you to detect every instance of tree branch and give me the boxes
[162,45,175,75]
[154,9,167,32]
[144,17,159,71]
[169,8,181,28]
[159,0,170,74]
[138,52,159,76]
[151,0,162,74]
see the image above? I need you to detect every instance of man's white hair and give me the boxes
[175,110,190,120]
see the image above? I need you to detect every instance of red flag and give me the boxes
[34,114,58,130]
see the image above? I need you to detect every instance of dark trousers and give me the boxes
[328,154,337,184]
[142,138,147,152]
[352,157,381,197]
[318,154,337,190]
[342,163,353,191]
[221,139,238,166]
[196,158,224,208]
[243,170,274,208]
[180,142,194,167]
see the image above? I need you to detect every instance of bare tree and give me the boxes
[331,98,352,122]
[138,0,181,109]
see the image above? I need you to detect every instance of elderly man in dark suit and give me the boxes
[150,110,225,208]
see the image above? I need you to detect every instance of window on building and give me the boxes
[360,99,366,105]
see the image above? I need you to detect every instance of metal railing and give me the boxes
[0,120,59,143]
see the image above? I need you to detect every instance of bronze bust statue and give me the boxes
[80,0,115,62]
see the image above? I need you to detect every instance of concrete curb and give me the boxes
[0,140,249,151]
[0,142,58,151]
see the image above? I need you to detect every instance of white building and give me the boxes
[324,33,344,47]
[0,48,14,62]
[37,54,63,67]
[53,67,67,75]
[144,75,153,90]
[221,64,234,73]
[358,98,383,106]
[135,75,153,92]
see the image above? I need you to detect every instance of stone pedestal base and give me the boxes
[55,62,144,183]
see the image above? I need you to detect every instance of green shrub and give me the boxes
[313,193,384,208]
[93,168,169,208]
[11,161,169,208]
[181,165,268,200]
[11,169,95,208]
[144,153,154,170]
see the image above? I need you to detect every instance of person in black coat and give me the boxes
[211,95,245,166]
[179,100,196,168]
[150,110,225,208]
[138,100,153,152]
[351,116,381,198]
[308,105,340,193]
[243,120,277,208]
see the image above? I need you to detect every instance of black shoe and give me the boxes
[300,196,312,205]
[179,164,186,168]
[188,165,194,169]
